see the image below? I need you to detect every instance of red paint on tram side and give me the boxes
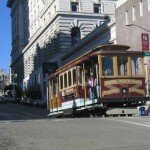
[101,77,146,98]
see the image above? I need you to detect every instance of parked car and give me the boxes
[0,96,7,103]
[38,100,47,108]
[32,100,39,107]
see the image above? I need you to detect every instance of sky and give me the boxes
[0,0,11,73]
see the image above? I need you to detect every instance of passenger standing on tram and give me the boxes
[94,78,100,98]
[88,75,96,100]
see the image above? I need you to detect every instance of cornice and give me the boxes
[10,12,113,67]
[7,0,15,8]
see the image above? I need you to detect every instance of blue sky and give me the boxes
[0,0,11,73]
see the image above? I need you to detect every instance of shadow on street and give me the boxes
[0,103,49,121]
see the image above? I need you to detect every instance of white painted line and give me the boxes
[112,119,150,128]
[53,119,73,122]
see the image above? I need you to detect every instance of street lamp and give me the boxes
[126,24,150,97]
[126,24,150,32]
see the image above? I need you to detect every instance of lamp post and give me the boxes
[126,24,150,33]
[126,24,150,99]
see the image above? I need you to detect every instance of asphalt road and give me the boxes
[0,103,150,150]
[0,103,49,120]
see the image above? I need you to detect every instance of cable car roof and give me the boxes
[95,44,130,51]
[49,44,142,77]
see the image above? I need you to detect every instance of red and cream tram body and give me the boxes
[48,44,147,116]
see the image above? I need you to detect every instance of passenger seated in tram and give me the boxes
[104,68,112,75]
[102,56,113,76]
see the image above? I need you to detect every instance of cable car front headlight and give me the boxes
[122,87,128,94]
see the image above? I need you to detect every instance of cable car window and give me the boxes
[52,79,56,95]
[131,56,142,75]
[102,57,114,76]
[68,71,72,86]
[85,66,90,82]
[78,66,83,85]
[118,56,128,76]
[73,69,76,84]
[60,75,63,90]
[64,73,67,88]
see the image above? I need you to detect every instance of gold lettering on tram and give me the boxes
[102,79,145,97]
[129,88,145,95]
[102,89,120,97]
[104,79,142,86]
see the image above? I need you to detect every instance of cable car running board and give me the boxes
[106,107,138,116]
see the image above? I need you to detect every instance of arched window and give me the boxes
[71,27,81,45]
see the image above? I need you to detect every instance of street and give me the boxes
[0,103,150,150]
[0,103,49,120]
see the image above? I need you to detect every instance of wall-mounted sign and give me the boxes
[143,52,150,57]
[141,33,149,51]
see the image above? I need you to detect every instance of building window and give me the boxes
[38,6,39,16]
[37,73,40,84]
[132,6,136,21]
[125,10,129,25]
[54,5,56,12]
[71,27,81,45]
[148,0,150,11]
[94,4,101,13]
[34,10,36,22]
[71,2,79,12]
[31,2,32,10]
[140,0,143,17]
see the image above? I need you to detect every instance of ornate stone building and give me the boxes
[7,0,117,100]
[0,69,9,96]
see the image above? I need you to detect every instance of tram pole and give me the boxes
[83,63,86,107]
[145,63,149,97]
[91,60,95,105]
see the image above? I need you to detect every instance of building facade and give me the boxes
[0,69,9,96]
[116,0,150,95]
[7,0,118,100]
[62,17,116,64]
